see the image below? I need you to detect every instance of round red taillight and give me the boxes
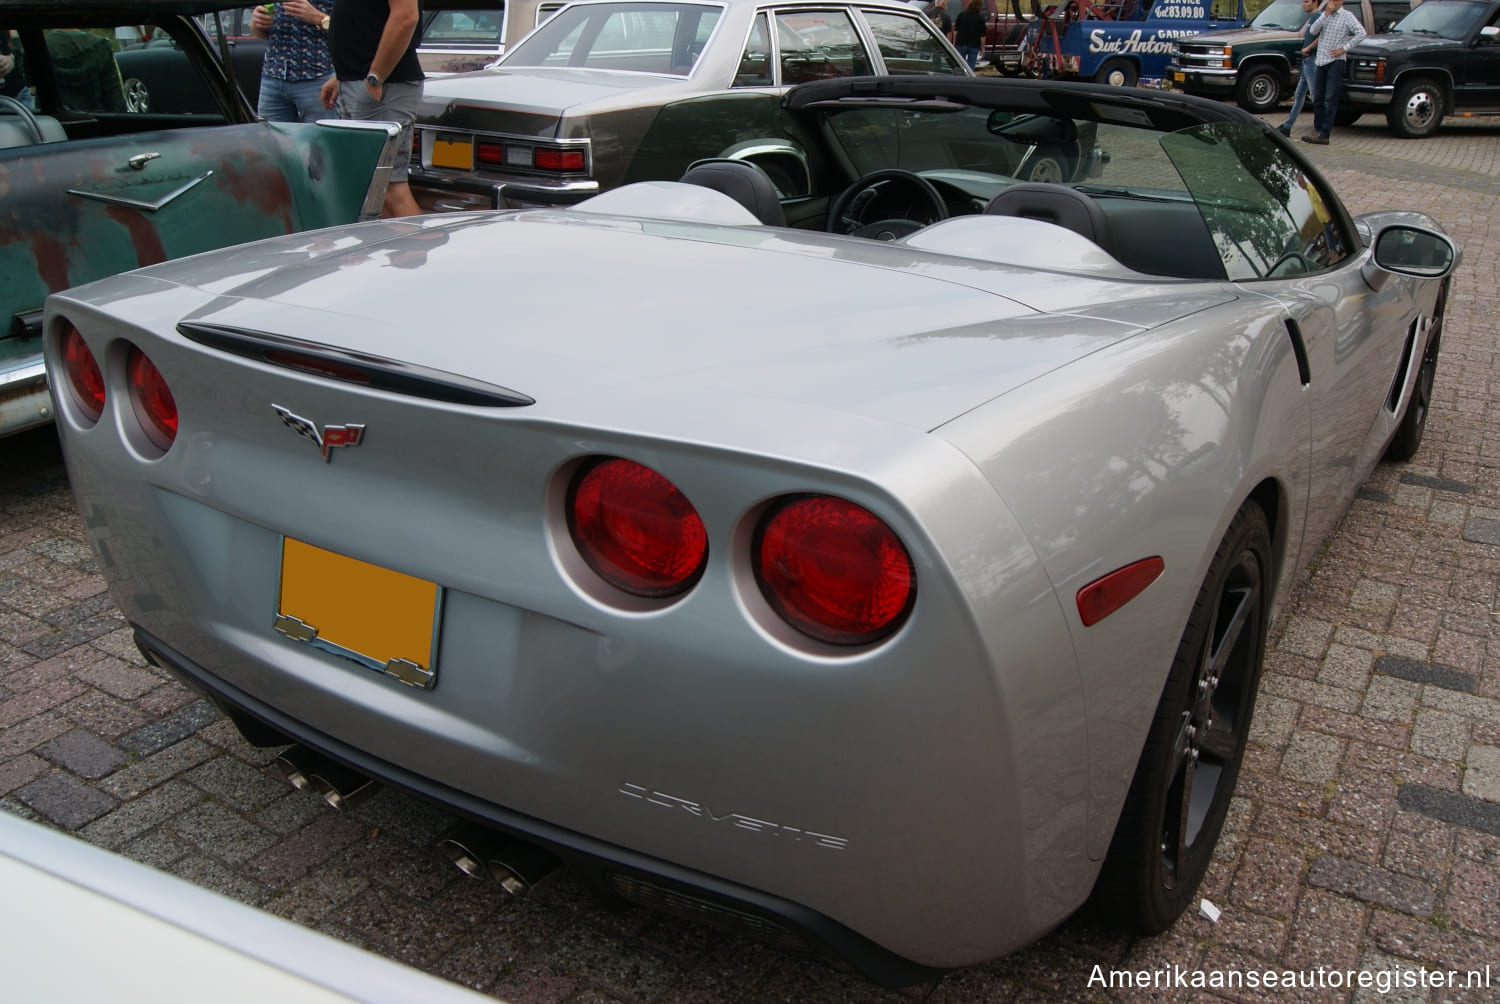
[754,495,915,646]
[568,458,708,598]
[61,325,105,422]
[126,347,177,451]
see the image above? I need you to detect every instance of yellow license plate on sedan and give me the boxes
[274,538,441,689]
[432,136,474,170]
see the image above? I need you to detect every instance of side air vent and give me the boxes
[1384,319,1419,414]
[178,322,534,407]
[1283,318,1311,388]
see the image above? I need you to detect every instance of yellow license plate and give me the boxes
[1172,72,1185,82]
[432,136,474,170]
[275,538,441,689]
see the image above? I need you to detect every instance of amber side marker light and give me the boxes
[568,457,708,598]
[754,495,915,646]
[60,324,106,422]
[126,346,178,451]
[1076,556,1165,627]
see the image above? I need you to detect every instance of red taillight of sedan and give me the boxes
[126,346,178,451]
[60,325,106,423]
[568,458,708,598]
[755,495,915,646]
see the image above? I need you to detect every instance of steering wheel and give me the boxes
[827,169,949,240]
[1267,249,1314,277]
[0,94,44,145]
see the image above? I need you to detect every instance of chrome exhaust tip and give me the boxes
[438,824,560,894]
[438,823,505,879]
[274,745,379,809]
[485,837,560,895]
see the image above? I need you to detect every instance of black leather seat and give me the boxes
[678,159,786,227]
[985,183,1117,255]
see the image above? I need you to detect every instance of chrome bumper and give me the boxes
[0,359,53,438]
[409,171,601,212]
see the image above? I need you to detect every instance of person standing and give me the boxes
[1302,0,1364,145]
[320,0,423,217]
[1278,0,1321,137]
[954,0,987,70]
[251,0,335,123]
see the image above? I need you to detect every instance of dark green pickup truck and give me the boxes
[1,0,400,440]
[1167,0,1413,112]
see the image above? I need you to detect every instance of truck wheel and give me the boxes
[1094,59,1137,88]
[1234,66,1282,114]
[1387,78,1443,138]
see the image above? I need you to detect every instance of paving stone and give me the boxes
[1305,855,1436,917]
[1398,783,1500,838]
[0,753,47,796]
[98,738,216,799]
[1280,730,1344,785]
[168,800,277,864]
[1411,707,1470,761]
[14,771,118,830]
[77,779,204,850]
[116,699,219,756]
[35,729,125,779]
[183,756,288,812]
[168,854,272,907]
[1462,745,1500,802]
[74,657,160,700]
[1375,655,1478,693]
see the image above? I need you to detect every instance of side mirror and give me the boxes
[1480,25,1500,44]
[1371,224,1455,278]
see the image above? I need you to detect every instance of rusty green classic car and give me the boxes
[0,0,400,439]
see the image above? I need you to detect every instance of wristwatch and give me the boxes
[364,72,382,88]
[320,14,330,30]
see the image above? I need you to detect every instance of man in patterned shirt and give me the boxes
[1302,0,1364,145]
[250,0,335,122]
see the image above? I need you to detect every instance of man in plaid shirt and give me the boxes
[1302,0,1365,145]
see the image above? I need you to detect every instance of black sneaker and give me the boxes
[1277,124,1291,137]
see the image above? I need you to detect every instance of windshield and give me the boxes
[422,8,505,48]
[816,97,1350,281]
[501,1,722,74]
[1161,122,1348,280]
[1250,0,1312,29]
[1390,0,1489,39]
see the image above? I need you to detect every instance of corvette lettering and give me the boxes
[619,782,850,850]
[272,404,365,462]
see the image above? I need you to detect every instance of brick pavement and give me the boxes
[3,116,1499,1003]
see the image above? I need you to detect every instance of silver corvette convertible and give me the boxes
[45,76,1455,984]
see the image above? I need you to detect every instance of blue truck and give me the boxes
[986,0,1250,85]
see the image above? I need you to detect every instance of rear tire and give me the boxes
[1094,58,1138,88]
[1092,501,1271,933]
[1384,281,1447,463]
[1235,66,1283,114]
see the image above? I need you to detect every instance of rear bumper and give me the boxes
[408,170,600,212]
[135,626,936,988]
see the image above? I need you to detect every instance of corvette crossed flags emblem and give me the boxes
[272,404,365,462]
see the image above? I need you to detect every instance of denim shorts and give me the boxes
[337,79,422,179]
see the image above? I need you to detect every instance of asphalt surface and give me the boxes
[3,110,1499,1003]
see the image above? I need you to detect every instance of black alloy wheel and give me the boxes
[1093,501,1271,933]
